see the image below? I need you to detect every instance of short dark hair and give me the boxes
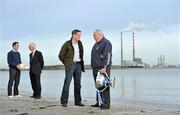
[72,29,81,36]
[12,42,19,46]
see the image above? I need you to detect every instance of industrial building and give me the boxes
[154,55,168,68]
[121,32,146,68]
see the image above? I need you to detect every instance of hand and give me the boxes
[16,64,21,70]
[100,67,106,73]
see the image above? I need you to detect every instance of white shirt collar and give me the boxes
[32,50,36,54]
[72,39,78,44]
[12,49,18,52]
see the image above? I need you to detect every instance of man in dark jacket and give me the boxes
[29,43,44,99]
[91,29,112,110]
[58,29,85,107]
[7,42,22,98]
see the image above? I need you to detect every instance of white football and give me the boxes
[18,64,29,70]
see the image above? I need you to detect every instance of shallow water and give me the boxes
[0,68,180,106]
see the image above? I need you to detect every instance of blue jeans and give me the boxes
[61,63,82,104]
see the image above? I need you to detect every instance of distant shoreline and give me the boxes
[0,65,180,71]
[0,65,120,71]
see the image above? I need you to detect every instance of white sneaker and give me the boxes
[14,95,22,97]
[8,95,13,98]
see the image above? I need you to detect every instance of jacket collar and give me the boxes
[69,37,81,45]
[97,37,105,44]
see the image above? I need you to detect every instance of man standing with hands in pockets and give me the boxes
[59,29,85,107]
[29,43,44,99]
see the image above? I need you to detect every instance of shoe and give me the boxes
[8,95,13,98]
[34,97,41,99]
[30,95,35,98]
[100,105,110,110]
[91,103,99,107]
[75,102,84,106]
[14,95,22,97]
[61,103,68,107]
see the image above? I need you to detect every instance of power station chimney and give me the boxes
[158,57,160,65]
[160,55,162,65]
[163,55,165,65]
[121,32,123,67]
[133,32,135,61]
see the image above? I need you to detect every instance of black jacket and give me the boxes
[30,50,44,74]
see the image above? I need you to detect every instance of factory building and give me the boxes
[121,32,146,68]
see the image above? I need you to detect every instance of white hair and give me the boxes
[29,42,36,49]
[94,29,104,36]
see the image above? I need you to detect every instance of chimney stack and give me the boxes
[163,55,165,64]
[121,32,123,67]
[160,55,162,65]
[133,32,135,61]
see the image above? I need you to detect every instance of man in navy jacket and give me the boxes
[7,42,22,98]
[91,29,112,110]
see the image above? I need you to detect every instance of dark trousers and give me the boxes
[61,63,82,104]
[8,68,21,96]
[30,71,41,97]
[92,66,111,107]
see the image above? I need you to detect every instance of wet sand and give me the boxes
[0,91,180,115]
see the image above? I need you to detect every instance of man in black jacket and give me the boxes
[58,29,85,107]
[28,43,44,99]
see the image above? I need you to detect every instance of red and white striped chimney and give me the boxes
[133,32,135,61]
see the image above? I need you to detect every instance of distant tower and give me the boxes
[160,55,162,65]
[163,55,165,64]
[158,57,160,65]
[133,32,135,61]
[121,32,123,67]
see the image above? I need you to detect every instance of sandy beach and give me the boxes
[0,90,179,115]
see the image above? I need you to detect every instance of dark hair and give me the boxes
[72,29,81,36]
[12,42,19,46]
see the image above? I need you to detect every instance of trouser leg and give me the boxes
[35,73,41,97]
[73,63,82,104]
[61,64,75,104]
[8,69,16,96]
[30,72,36,96]
[14,70,20,95]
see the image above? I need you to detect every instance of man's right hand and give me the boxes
[16,64,21,70]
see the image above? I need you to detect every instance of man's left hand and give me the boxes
[101,67,106,73]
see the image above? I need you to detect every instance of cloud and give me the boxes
[148,22,160,33]
[122,21,174,34]
[122,22,145,32]
[148,22,174,34]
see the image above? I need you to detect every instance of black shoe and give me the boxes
[61,103,68,107]
[34,97,41,99]
[100,105,110,110]
[30,96,35,98]
[91,103,99,107]
[75,102,84,106]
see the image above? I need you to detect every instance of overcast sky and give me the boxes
[0,0,180,68]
